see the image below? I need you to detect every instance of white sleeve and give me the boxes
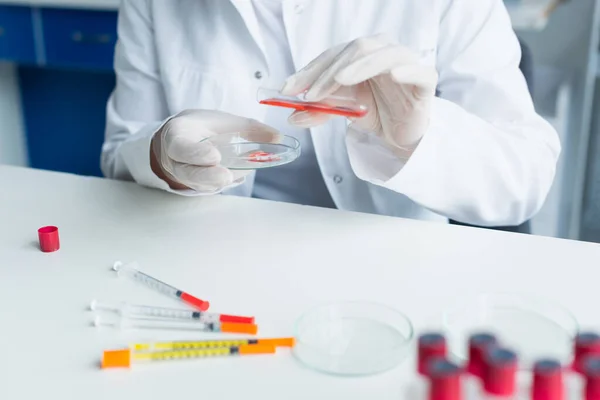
[346,0,561,227]
[101,0,172,191]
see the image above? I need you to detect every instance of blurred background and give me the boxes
[0,0,599,242]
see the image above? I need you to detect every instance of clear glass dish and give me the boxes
[293,301,414,376]
[199,131,301,170]
[442,293,578,369]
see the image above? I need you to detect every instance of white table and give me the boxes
[1,165,599,399]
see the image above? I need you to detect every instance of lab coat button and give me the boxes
[333,175,343,184]
[294,4,305,14]
[254,71,263,79]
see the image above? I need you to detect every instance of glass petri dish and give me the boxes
[199,131,301,170]
[442,293,578,369]
[294,301,414,376]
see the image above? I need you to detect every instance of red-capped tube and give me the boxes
[418,333,448,376]
[467,333,498,378]
[532,359,564,400]
[483,347,518,396]
[38,226,60,253]
[428,359,463,400]
[574,333,600,374]
[179,292,210,311]
[219,314,255,324]
[584,356,600,400]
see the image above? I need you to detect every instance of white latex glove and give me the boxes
[151,110,279,193]
[281,34,438,158]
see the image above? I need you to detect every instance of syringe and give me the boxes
[112,261,210,311]
[90,300,254,324]
[102,344,275,369]
[94,315,258,335]
[132,337,295,352]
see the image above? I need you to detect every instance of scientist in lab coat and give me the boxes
[102,0,560,226]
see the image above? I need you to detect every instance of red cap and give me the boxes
[583,356,600,400]
[38,226,60,253]
[418,333,447,375]
[467,333,498,378]
[428,359,463,400]
[532,359,564,400]
[574,333,600,374]
[483,348,518,396]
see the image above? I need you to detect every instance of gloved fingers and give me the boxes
[169,163,237,193]
[164,132,221,166]
[173,110,280,142]
[239,120,283,144]
[390,65,439,96]
[281,45,343,96]
[288,110,334,128]
[335,45,420,86]
[304,37,389,102]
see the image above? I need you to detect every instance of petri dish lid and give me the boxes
[293,301,414,376]
[199,131,301,170]
[442,293,578,369]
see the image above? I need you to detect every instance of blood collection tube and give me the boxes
[532,359,565,400]
[467,333,498,378]
[90,300,254,324]
[583,356,600,400]
[418,333,448,375]
[102,344,275,369]
[112,261,210,311]
[94,315,258,335]
[427,359,463,400]
[482,347,518,398]
[131,337,295,352]
[573,333,600,374]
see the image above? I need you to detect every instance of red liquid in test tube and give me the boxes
[259,98,368,118]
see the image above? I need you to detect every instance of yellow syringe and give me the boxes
[132,337,295,352]
[102,344,276,369]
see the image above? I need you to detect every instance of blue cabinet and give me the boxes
[0,5,36,64]
[41,8,117,70]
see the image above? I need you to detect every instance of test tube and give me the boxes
[90,300,254,324]
[102,344,275,369]
[532,359,565,400]
[584,356,600,400]
[132,337,295,352]
[112,261,209,311]
[418,333,448,376]
[94,315,258,335]
[573,333,600,374]
[482,347,518,398]
[467,333,498,378]
[427,359,463,400]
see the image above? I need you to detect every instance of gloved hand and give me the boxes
[150,110,279,192]
[281,34,438,158]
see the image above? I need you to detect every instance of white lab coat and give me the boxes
[102,0,560,226]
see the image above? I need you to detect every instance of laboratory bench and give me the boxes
[1,164,600,399]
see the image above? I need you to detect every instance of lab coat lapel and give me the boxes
[229,0,268,62]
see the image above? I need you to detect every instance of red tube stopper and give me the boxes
[38,226,60,253]
[483,347,518,396]
[574,333,600,374]
[418,333,448,375]
[428,359,463,400]
[584,356,600,400]
[532,359,564,400]
[467,332,498,378]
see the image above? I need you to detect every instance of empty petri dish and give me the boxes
[442,293,578,369]
[199,131,301,170]
[293,301,414,376]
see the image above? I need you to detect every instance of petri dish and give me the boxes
[199,131,301,170]
[293,301,414,376]
[442,293,578,369]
